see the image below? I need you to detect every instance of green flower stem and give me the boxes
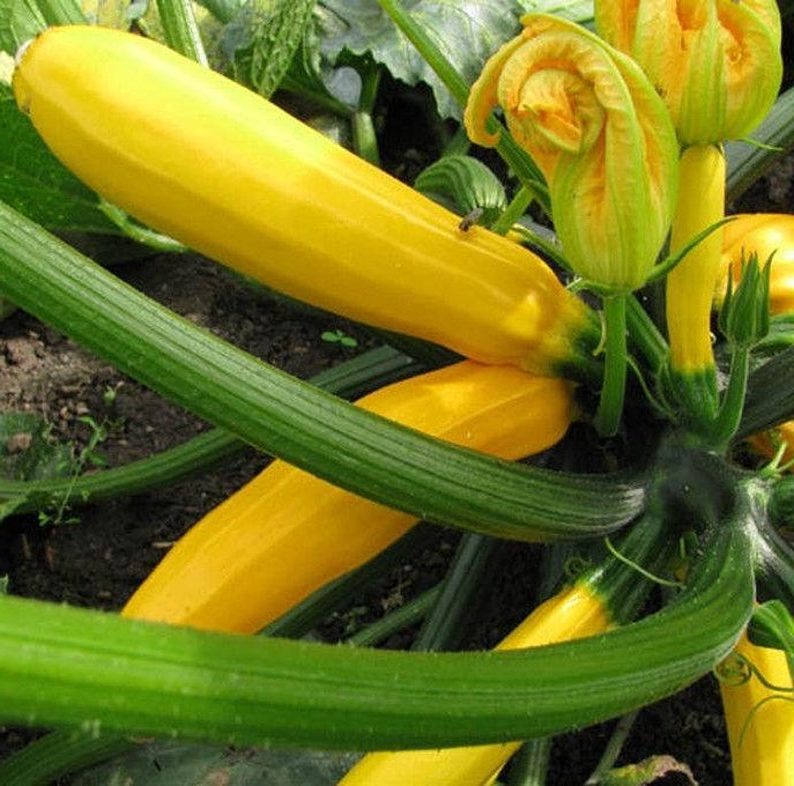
[491,186,533,236]
[374,0,549,210]
[352,111,381,167]
[347,585,442,648]
[707,346,750,449]
[0,202,645,541]
[36,0,85,24]
[595,295,628,438]
[584,710,639,785]
[98,202,187,253]
[0,346,420,516]
[156,0,208,66]
[0,515,753,751]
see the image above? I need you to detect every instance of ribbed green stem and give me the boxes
[156,0,208,66]
[347,585,442,648]
[0,203,645,541]
[0,526,440,786]
[506,739,551,786]
[738,345,794,438]
[0,346,419,515]
[36,0,85,24]
[0,515,753,752]
[594,295,628,438]
[412,533,497,652]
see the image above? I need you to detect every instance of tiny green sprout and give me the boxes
[321,329,358,348]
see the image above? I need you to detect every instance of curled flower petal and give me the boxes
[596,0,783,144]
[465,14,678,292]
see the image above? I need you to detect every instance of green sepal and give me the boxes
[413,155,507,228]
[0,200,644,541]
[718,254,771,350]
[0,516,754,752]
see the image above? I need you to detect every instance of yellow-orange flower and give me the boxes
[596,0,782,144]
[464,14,678,292]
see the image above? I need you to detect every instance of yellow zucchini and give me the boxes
[719,632,794,786]
[122,361,574,633]
[716,213,794,316]
[337,583,611,786]
[13,25,596,377]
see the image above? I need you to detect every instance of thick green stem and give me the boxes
[491,186,533,236]
[595,295,628,438]
[0,202,645,541]
[156,0,208,66]
[506,739,551,786]
[0,517,754,751]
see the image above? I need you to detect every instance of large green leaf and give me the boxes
[0,84,118,233]
[316,0,522,119]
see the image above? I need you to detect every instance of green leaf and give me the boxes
[0,200,645,542]
[316,0,521,120]
[414,155,507,226]
[0,85,118,233]
[515,0,593,23]
[71,743,357,786]
[0,412,71,484]
[233,0,318,98]
[0,0,45,55]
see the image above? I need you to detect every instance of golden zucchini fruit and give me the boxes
[720,633,794,786]
[122,361,574,633]
[338,583,611,786]
[13,25,597,377]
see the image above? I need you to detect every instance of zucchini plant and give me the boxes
[0,1,792,785]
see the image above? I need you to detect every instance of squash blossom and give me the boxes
[464,14,678,293]
[595,0,783,145]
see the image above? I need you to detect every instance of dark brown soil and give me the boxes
[0,147,791,785]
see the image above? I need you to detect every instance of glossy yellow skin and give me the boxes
[716,213,794,316]
[666,145,726,376]
[122,361,574,632]
[12,25,594,376]
[719,633,793,786]
[338,584,610,786]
